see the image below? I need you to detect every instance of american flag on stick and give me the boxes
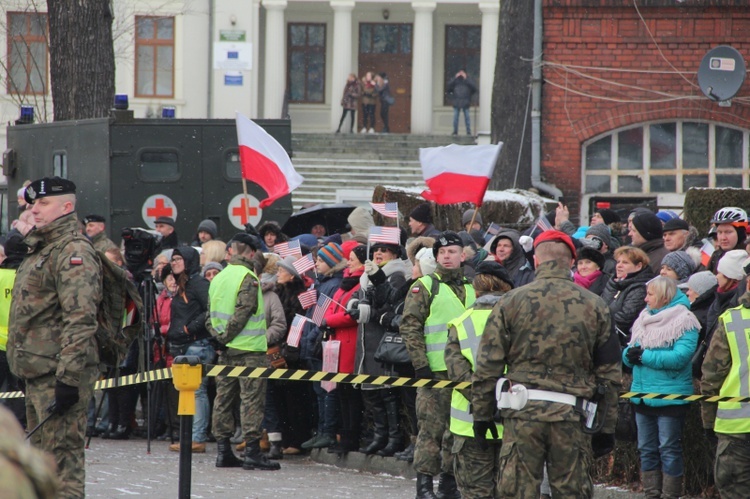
[368,226,401,245]
[370,202,399,219]
[274,240,302,258]
[297,289,317,310]
[292,253,315,275]
[286,314,308,347]
[535,215,554,233]
[485,222,501,237]
[311,294,334,326]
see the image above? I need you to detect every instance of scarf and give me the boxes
[629,304,701,349]
[573,270,602,289]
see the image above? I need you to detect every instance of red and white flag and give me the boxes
[298,289,317,310]
[286,314,308,347]
[700,239,715,267]
[274,240,302,258]
[292,253,316,275]
[236,112,304,208]
[419,143,503,206]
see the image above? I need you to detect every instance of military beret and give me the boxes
[82,214,105,224]
[533,229,576,258]
[24,177,76,204]
[155,216,175,227]
[230,232,260,250]
[432,231,463,258]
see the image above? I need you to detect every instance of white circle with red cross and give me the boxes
[227,193,263,229]
[141,194,178,229]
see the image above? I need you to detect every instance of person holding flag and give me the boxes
[488,229,535,288]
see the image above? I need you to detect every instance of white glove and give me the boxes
[519,235,534,253]
[364,260,379,276]
[357,303,371,324]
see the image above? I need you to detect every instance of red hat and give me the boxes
[533,230,576,258]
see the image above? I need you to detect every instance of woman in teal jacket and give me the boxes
[623,276,700,499]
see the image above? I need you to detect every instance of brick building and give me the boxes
[541,0,750,219]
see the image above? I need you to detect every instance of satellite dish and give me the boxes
[697,45,746,103]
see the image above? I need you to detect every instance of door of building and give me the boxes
[358,23,412,134]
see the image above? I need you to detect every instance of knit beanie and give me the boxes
[416,247,437,276]
[351,245,368,264]
[632,213,664,241]
[462,209,483,227]
[201,261,223,278]
[278,255,301,278]
[717,249,749,281]
[409,203,433,224]
[340,240,360,259]
[318,242,344,268]
[585,224,612,250]
[197,219,218,239]
[629,207,653,221]
[596,208,620,226]
[679,271,718,296]
[661,251,696,282]
[576,247,606,271]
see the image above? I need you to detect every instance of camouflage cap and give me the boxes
[24,177,76,204]
[533,229,576,258]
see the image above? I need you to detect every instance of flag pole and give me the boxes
[241,178,252,229]
[468,205,479,231]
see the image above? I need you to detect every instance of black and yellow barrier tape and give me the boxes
[1,364,749,404]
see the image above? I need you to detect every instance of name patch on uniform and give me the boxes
[70,256,83,265]
[411,286,420,293]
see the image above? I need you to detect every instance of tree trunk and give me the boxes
[490,1,534,190]
[47,0,115,121]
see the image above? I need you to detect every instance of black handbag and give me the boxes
[374,332,410,365]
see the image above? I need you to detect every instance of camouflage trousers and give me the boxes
[212,351,267,442]
[497,418,593,499]
[715,434,750,499]
[25,369,98,499]
[414,374,453,476]
[452,434,501,499]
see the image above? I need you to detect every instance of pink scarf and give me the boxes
[629,304,701,349]
[573,270,602,289]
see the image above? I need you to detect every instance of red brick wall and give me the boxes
[541,1,750,214]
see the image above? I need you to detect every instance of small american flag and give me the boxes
[274,240,302,258]
[535,215,554,233]
[368,226,401,245]
[370,202,399,219]
[485,222,501,237]
[292,253,315,275]
[298,289,317,310]
[286,314,307,347]
[311,294,333,326]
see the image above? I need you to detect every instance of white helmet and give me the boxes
[711,207,747,225]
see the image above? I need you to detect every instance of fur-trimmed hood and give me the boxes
[406,236,435,263]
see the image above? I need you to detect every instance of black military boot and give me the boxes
[377,391,402,457]
[416,473,437,499]
[360,402,388,454]
[243,439,281,470]
[216,439,243,468]
[435,473,460,499]
[267,441,283,460]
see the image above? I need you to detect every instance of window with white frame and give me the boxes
[583,121,749,194]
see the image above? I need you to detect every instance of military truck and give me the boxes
[2,112,293,244]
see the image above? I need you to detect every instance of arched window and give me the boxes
[582,121,749,194]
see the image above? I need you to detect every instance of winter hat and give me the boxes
[278,255,301,278]
[629,207,653,221]
[656,210,679,223]
[631,213,663,241]
[661,251,696,282]
[457,230,478,251]
[197,219,218,239]
[340,240,360,259]
[596,208,620,226]
[663,218,690,232]
[717,249,749,281]
[409,203,433,224]
[585,224,612,250]
[201,261,223,278]
[416,247,437,276]
[318,242,344,268]
[155,216,175,227]
[679,271,718,296]
[475,261,514,289]
[347,207,374,236]
[351,245,368,264]
[462,209,483,228]
[576,247,605,271]
[322,233,343,246]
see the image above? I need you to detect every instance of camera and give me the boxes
[122,227,162,275]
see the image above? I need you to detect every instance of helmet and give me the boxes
[711,207,748,226]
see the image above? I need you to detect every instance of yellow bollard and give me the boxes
[171,356,203,416]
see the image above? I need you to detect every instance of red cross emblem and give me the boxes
[227,194,262,229]
[141,194,178,228]
[232,198,259,225]
[147,198,174,219]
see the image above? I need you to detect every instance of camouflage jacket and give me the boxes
[700,291,750,430]
[91,231,117,253]
[205,254,260,355]
[471,260,621,432]
[400,265,472,371]
[8,213,102,386]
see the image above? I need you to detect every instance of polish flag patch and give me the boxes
[411,286,421,294]
[70,256,83,265]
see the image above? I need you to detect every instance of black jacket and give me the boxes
[166,246,211,351]
[690,285,717,347]
[446,76,477,109]
[600,266,655,346]
[705,285,741,347]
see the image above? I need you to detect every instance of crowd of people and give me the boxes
[4,175,750,498]
[335,71,394,134]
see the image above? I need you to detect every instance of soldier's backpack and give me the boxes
[95,251,143,367]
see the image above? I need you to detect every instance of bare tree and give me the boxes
[490,1,534,190]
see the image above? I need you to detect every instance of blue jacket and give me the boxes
[623,291,698,407]
[300,266,344,361]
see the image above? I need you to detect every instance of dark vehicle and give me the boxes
[3,113,293,244]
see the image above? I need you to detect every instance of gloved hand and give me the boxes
[518,235,534,253]
[346,308,360,321]
[414,366,434,380]
[52,381,79,415]
[473,421,500,451]
[591,433,615,458]
[626,346,644,365]
[379,311,396,328]
[320,318,328,329]
[364,260,379,276]
[357,303,371,324]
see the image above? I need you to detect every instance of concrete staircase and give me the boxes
[291,133,475,210]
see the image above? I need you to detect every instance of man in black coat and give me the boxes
[447,69,477,136]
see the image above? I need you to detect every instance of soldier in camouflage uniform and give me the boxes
[471,230,621,499]
[8,177,103,499]
[82,214,117,252]
[208,233,280,471]
[401,231,476,499]
[700,278,750,498]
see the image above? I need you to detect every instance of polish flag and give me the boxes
[700,239,715,267]
[236,112,304,208]
[419,143,503,206]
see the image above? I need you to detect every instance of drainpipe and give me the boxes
[207,0,214,118]
[531,0,562,200]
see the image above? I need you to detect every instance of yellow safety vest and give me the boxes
[418,274,475,372]
[448,308,503,439]
[0,268,14,351]
[715,306,750,434]
[208,264,267,352]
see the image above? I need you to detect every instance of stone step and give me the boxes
[294,160,421,170]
